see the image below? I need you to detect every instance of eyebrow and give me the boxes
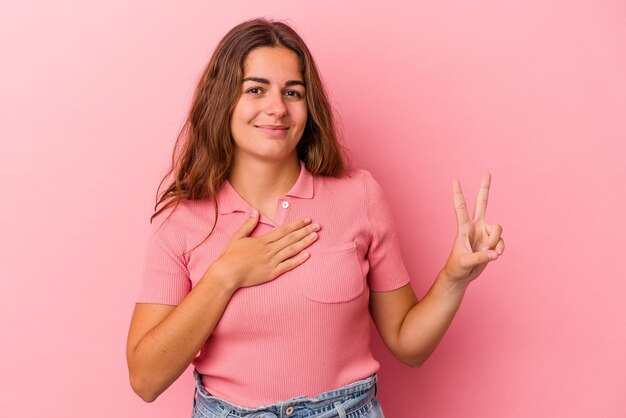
[242,77,305,87]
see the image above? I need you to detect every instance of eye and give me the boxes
[284,90,304,98]
[245,87,263,94]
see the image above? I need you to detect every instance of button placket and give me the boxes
[274,198,290,226]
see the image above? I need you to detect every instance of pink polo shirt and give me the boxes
[137,160,411,408]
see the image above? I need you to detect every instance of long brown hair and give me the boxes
[150,18,352,247]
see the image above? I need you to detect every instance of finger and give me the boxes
[274,251,310,277]
[452,178,470,226]
[472,172,491,221]
[273,229,319,262]
[459,250,497,268]
[273,222,320,253]
[230,208,260,240]
[263,217,312,243]
[495,237,505,255]
[484,224,502,249]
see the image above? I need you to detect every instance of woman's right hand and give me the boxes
[127,209,320,402]
[209,208,321,289]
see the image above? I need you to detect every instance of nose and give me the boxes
[265,90,287,118]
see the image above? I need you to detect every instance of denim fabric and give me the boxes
[191,369,385,418]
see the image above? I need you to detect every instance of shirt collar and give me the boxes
[218,160,314,215]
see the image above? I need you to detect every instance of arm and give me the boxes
[126,211,321,402]
[369,270,469,368]
[126,266,237,403]
[369,173,505,367]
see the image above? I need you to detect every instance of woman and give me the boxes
[126,18,505,417]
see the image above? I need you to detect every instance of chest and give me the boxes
[184,193,374,334]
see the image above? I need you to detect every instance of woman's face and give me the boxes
[230,47,308,164]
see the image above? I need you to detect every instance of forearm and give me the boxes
[128,267,238,401]
[397,269,470,367]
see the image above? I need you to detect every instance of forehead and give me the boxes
[242,47,303,79]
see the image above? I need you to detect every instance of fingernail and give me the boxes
[251,208,257,217]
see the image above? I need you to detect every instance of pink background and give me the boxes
[1,1,625,417]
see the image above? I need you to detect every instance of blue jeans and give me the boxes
[192,369,385,418]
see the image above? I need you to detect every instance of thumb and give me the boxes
[231,208,260,240]
[459,250,497,268]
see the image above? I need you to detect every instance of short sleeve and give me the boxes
[136,211,191,305]
[362,170,411,292]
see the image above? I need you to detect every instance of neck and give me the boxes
[228,154,301,207]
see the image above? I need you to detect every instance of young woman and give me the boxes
[126,18,504,418]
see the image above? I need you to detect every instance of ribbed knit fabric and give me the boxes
[137,160,411,408]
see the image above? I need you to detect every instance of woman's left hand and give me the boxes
[442,173,505,286]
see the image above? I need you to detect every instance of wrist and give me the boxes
[203,261,241,294]
[438,268,471,296]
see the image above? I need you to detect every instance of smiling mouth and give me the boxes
[254,125,289,136]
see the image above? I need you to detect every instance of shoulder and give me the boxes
[149,196,216,236]
[313,167,377,189]
[343,167,385,199]
[146,197,219,261]
[352,169,394,215]
[312,168,388,206]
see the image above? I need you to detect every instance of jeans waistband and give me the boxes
[192,369,378,418]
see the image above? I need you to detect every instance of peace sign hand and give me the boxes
[442,173,505,286]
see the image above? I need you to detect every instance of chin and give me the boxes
[253,145,299,161]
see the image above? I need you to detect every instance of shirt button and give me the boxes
[285,406,295,415]
[281,201,289,209]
